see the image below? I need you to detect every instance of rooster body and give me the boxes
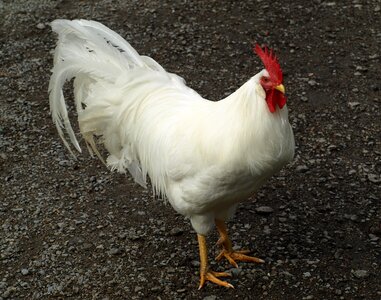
[49,19,294,288]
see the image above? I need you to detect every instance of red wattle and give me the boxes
[266,89,286,113]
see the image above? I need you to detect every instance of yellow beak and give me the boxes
[275,84,285,94]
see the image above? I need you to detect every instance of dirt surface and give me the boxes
[1,0,380,299]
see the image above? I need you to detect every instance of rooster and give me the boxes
[49,19,295,289]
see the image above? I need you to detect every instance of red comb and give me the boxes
[254,44,283,84]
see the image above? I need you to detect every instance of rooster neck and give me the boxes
[216,76,268,129]
[206,75,292,169]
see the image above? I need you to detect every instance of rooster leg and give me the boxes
[215,219,264,268]
[197,234,233,289]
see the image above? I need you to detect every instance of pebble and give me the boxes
[303,272,311,278]
[134,286,143,293]
[21,268,29,276]
[255,206,274,215]
[36,23,46,29]
[352,269,369,279]
[263,225,271,235]
[191,260,200,267]
[203,296,217,300]
[348,101,360,109]
[344,214,358,221]
[82,243,93,250]
[109,248,122,255]
[296,165,309,173]
[368,174,381,183]
[169,227,183,236]
[228,268,242,277]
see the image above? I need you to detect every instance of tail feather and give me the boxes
[49,19,145,154]
[48,19,199,196]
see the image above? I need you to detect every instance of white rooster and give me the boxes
[49,19,295,289]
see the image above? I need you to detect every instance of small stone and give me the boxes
[303,271,311,278]
[82,243,93,250]
[2,289,10,298]
[369,234,379,241]
[296,165,309,173]
[21,268,29,275]
[57,222,65,229]
[308,79,317,86]
[369,54,380,60]
[348,102,360,109]
[109,248,122,255]
[368,174,381,183]
[134,286,143,293]
[36,23,46,29]
[228,268,242,277]
[280,271,294,277]
[169,227,183,236]
[344,214,358,221]
[191,260,200,267]
[263,225,271,235]
[255,206,274,215]
[203,296,217,300]
[352,269,369,279]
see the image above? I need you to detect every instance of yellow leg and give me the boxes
[197,234,233,289]
[215,220,264,268]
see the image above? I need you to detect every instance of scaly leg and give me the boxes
[215,219,264,268]
[197,234,233,289]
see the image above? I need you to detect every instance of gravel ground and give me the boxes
[1,0,380,299]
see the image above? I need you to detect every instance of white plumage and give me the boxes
[49,19,295,288]
[49,19,294,235]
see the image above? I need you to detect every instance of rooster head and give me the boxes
[254,44,286,113]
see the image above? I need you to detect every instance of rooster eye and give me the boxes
[262,77,270,83]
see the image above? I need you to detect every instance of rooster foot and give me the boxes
[215,219,264,268]
[215,248,264,268]
[198,270,233,289]
[197,234,234,289]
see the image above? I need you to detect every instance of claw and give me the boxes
[216,248,264,268]
[215,219,264,268]
[198,271,234,289]
[197,234,234,289]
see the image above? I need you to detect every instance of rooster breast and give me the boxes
[164,82,294,235]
